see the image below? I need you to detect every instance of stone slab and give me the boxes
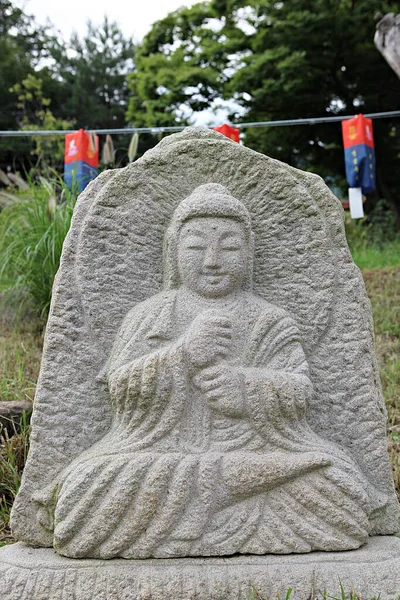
[1,536,400,599]
[11,129,400,554]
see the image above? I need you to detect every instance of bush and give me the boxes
[0,177,76,321]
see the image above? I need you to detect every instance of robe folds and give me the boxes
[35,291,384,559]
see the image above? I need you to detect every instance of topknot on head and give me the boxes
[170,183,252,240]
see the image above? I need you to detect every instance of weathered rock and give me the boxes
[1,127,399,597]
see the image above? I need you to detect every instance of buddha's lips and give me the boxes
[202,274,226,284]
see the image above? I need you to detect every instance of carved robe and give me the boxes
[40,290,379,559]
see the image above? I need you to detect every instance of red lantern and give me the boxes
[213,124,240,143]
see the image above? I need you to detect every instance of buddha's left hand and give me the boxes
[192,364,246,417]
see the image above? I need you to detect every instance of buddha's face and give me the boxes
[177,217,248,298]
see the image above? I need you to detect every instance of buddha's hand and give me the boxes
[184,312,232,369]
[193,364,245,417]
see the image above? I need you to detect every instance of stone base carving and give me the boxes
[1,537,400,600]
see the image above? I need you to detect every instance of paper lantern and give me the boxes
[341,114,375,218]
[341,114,376,195]
[64,129,99,192]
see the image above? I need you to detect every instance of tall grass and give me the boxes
[0,177,76,321]
[0,413,30,546]
[363,267,400,497]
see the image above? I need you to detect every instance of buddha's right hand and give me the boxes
[184,312,232,368]
[222,452,332,498]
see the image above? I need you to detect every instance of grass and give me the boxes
[363,267,400,495]
[352,239,400,270]
[0,177,76,320]
[344,207,400,272]
[0,321,43,403]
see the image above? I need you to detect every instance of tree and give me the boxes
[0,9,135,171]
[0,0,57,168]
[126,2,226,128]
[51,17,135,130]
[127,0,400,218]
[10,74,74,171]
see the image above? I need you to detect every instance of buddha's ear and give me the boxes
[245,231,255,290]
[162,224,180,290]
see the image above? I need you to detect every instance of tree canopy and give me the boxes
[50,17,134,130]
[0,0,52,129]
[1,0,400,216]
[127,0,400,215]
[0,4,135,170]
[0,0,57,165]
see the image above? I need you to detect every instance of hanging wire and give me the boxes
[0,110,399,137]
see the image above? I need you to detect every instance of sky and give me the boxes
[19,0,199,42]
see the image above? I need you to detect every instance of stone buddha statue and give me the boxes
[34,184,383,560]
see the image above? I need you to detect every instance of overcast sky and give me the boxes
[19,0,199,42]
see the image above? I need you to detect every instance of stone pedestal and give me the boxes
[1,536,400,600]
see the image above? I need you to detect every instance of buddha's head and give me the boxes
[163,184,254,298]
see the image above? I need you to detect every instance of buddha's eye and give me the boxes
[182,235,206,250]
[185,243,206,250]
[220,237,243,251]
[221,245,241,251]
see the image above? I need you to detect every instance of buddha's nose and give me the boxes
[203,246,220,268]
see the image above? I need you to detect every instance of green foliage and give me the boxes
[126,2,224,127]
[51,17,135,131]
[0,177,76,320]
[350,239,400,270]
[0,0,53,129]
[127,0,400,217]
[0,320,41,544]
[10,74,74,171]
[363,267,400,498]
[0,0,60,167]
[0,7,135,171]
[323,583,372,600]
